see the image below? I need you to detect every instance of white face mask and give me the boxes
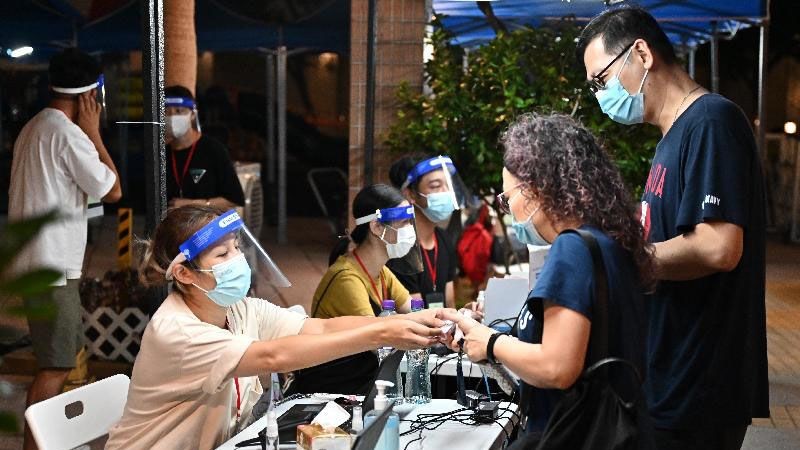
[166,114,191,140]
[380,225,416,259]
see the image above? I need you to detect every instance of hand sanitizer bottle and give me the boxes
[363,380,399,450]
[265,410,279,449]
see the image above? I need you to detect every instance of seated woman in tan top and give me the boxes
[105,206,441,450]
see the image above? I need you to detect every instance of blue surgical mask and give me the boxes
[419,192,456,222]
[193,253,252,307]
[595,48,648,125]
[511,207,550,247]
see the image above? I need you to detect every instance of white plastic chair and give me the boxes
[24,374,130,450]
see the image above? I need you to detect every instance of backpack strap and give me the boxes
[310,269,348,318]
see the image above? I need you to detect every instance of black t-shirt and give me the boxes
[640,94,769,429]
[518,226,647,432]
[166,135,245,206]
[388,227,457,307]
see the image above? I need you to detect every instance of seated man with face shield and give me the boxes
[105,206,441,450]
[164,85,244,210]
[389,155,464,309]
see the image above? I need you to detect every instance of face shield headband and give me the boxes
[401,155,457,191]
[52,74,106,109]
[354,205,415,226]
[164,210,291,288]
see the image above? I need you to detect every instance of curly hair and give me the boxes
[502,112,655,291]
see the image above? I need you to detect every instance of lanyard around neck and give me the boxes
[352,249,387,301]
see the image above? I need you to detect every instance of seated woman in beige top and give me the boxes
[105,206,442,450]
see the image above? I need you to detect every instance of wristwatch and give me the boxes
[486,332,505,364]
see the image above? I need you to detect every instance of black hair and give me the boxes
[328,184,405,265]
[388,155,432,191]
[165,85,195,101]
[576,6,677,71]
[49,48,101,93]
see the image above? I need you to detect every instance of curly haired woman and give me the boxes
[441,112,655,435]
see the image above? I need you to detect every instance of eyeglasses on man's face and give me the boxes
[587,41,635,94]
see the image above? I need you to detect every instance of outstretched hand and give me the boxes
[380,319,441,350]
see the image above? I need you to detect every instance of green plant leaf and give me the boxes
[0,269,62,297]
[0,210,60,274]
[0,412,18,433]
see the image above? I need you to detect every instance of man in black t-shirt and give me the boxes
[164,85,244,209]
[388,156,461,308]
[577,7,768,450]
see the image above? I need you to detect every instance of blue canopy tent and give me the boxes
[0,0,349,242]
[430,0,771,159]
[0,0,349,57]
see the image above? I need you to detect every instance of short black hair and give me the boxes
[164,85,195,101]
[388,154,432,191]
[576,6,677,70]
[49,48,101,91]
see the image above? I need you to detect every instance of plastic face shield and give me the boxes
[355,205,424,275]
[165,96,202,132]
[165,209,291,288]
[52,74,106,109]
[402,155,467,210]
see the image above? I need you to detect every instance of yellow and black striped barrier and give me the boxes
[118,208,132,269]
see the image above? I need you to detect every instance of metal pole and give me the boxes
[710,21,720,93]
[141,0,167,234]
[265,52,276,185]
[757,23,769,161]
[688,47,696,80]
[363,0,378,186]
[277,46,288,244]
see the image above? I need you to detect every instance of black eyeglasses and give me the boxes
[587,42,635,93]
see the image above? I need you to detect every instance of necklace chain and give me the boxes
[674,85,702,125]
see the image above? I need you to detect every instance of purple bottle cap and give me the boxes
[410,298,425,310]
[381,299,396,310]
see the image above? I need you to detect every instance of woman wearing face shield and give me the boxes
[164,85,245,210]
[105,206,442,450]
[388,156,461,310]
[287,185,422,395]
[439,113,653,437]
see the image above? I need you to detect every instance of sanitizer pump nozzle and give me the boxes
[373,380,393,411]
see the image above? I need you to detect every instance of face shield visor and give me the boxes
[52,74,106,111]
[165,96,202,137]
[165,210,291,296]
[355,205,423,275]
[401,155,467,223]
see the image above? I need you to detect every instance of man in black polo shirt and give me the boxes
[577,6,768,450]
[164,85,244,209]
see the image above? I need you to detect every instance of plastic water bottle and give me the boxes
[405,298,431,404]
[363,381,399,450]
[377,300,402,400]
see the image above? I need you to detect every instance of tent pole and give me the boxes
[710,21,719,93]
[757,22,769,161]
[140,0,167,235]
[266,52,276,185]
[277,45,288,244]
[363,0,378,186]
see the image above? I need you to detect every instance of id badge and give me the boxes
[425,292,445,309]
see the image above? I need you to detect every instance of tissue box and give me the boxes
[296,424,351,450]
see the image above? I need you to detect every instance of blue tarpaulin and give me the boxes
[433,0,768,49]
[0,0,349,58]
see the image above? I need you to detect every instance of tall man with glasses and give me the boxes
[576,6,767,450]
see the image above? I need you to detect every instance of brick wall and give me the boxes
[348,0,428,213]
